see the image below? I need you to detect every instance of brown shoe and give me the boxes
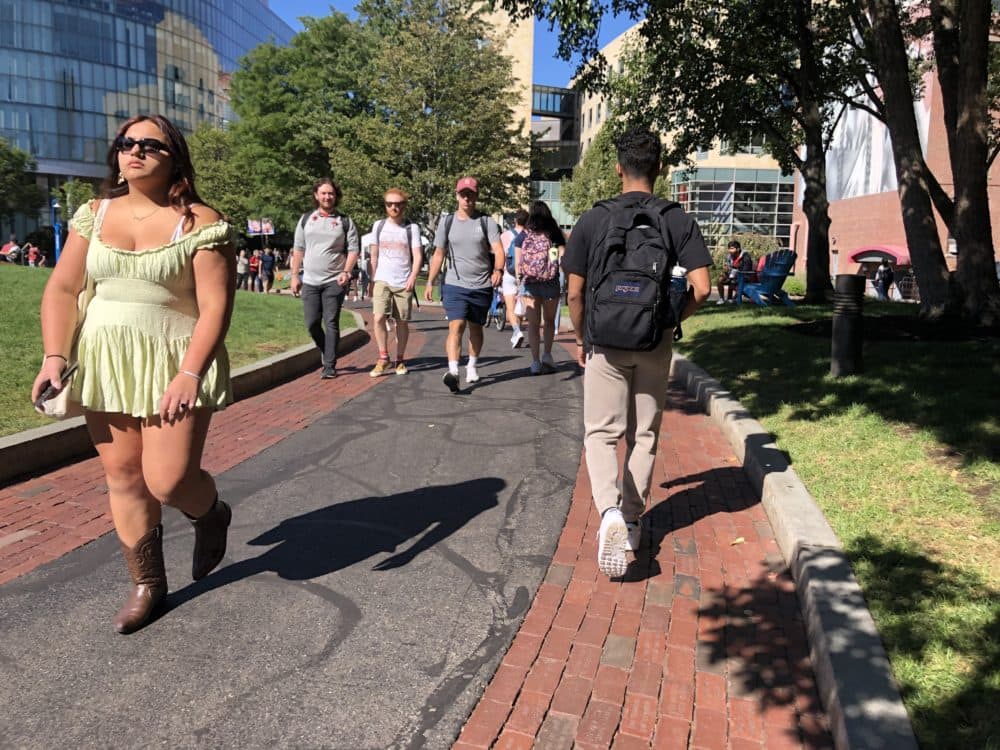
[114,525,167,635]
[190,497,232,581]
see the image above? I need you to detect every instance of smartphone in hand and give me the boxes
[34,362,79,414]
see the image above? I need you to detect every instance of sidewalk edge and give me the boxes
[670,352,918,750]
[0,321,368,486]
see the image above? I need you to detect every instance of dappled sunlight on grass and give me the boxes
[848,535,999,750]
[678,302,1000,748]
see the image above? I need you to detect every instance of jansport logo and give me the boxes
[613,281,642,298]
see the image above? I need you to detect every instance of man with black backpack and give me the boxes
[563,128,712,578]
[290,178,360,379]
[424,177,505,392]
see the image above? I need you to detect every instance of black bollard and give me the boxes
[831,274,865,376]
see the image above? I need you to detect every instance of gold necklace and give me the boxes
[130,202,165,222]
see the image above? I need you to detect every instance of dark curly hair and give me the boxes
[615,127,663,182]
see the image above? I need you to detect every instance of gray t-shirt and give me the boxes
[293,210,360,287]
[434,213,501,289]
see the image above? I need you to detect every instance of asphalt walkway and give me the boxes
[0,303,832,749]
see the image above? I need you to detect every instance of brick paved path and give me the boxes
[0,317,408,586]
[455,383,833,750]
[1,312,833,750]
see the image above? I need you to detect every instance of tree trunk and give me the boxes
[934,0,1000,325]
[800,120,833,303]
[865,0,952,317]
[796,1,833,304]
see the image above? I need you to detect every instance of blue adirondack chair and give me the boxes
[737,249,797,306]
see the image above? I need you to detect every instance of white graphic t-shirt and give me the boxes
[372,220,422,288]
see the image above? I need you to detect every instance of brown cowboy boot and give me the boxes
[114,524,168,634]
[190,496,232,581]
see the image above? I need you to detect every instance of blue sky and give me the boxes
[270,1,637,88]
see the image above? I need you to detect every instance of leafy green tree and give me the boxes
[335,0,531,230]
[0,138,44,226]
[595,1,862,303]
[225,13,375,237]
[561,125,622,218]
[187,124,249,226]
[51,179,96,223]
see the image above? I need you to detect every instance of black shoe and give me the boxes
[442,371,460,393]
[321,368,337,379]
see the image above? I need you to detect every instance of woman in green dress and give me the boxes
[32,115,236,634]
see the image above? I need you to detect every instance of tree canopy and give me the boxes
[189,1,529,242]
[498,0,1000,321]
[0,138,44,225]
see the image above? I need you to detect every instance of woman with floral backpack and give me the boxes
[515,200,566,374]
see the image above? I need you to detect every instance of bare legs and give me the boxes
[87,408,226,633]
[503,291,520,330]
[88,409,217,546]
[446,319,484,361]
[524,296,559,363]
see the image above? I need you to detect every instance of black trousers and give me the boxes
[301,281,345,369]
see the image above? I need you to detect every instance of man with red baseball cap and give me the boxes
[425,177,505,392]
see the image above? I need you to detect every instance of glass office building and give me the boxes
[0,0,293,237]
[671,167,796,249]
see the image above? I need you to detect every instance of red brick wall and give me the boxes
[792,74,1000,276]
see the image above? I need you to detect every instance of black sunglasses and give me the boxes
[114,136,170,156]
[384,201,406,208]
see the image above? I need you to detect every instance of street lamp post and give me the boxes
[50,199,62,264]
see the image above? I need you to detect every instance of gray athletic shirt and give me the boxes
[434,213,501,289]
[293,211,360,286]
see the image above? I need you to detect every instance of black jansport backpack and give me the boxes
[586,196,682,351]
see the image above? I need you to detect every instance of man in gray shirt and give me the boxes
[424,177,505,392]
[291,178,360,379]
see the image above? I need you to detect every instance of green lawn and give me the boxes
[677,301,999,750]
[0,265,354,436]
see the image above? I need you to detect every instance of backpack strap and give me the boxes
[442,212,458,280]
[596,195,679,261]
[377,218,416,257]
[479,216,490,252]
[299,211,312,232]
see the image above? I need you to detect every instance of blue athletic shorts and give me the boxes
[442,284,492,326]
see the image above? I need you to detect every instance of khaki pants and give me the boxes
[583,336,673,522]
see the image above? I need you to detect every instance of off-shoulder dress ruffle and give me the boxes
[68,201,234,418]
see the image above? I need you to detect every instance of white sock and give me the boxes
[448,360,459,375]
[467,356,478,368]
[513,325,521,335]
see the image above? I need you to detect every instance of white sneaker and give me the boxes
[511,330,524,349]
[597,509,628,577]
[541,352,556,373]
[716,298,726,305]
[465,365,480,383]
[626,520,642,552]
[529,360,542,376]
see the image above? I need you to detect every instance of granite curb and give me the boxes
[0,312,369,487]
[669,351,918,750]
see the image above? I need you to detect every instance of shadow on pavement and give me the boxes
[167,477,506,610]
[625,466,834,747]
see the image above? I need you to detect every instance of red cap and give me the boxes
[455,176,479,193]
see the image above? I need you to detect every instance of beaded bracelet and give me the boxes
[179,369,202,382]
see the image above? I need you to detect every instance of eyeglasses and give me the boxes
[458,191,477,200]
[114,136,170,156]
[384,201,406,208]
